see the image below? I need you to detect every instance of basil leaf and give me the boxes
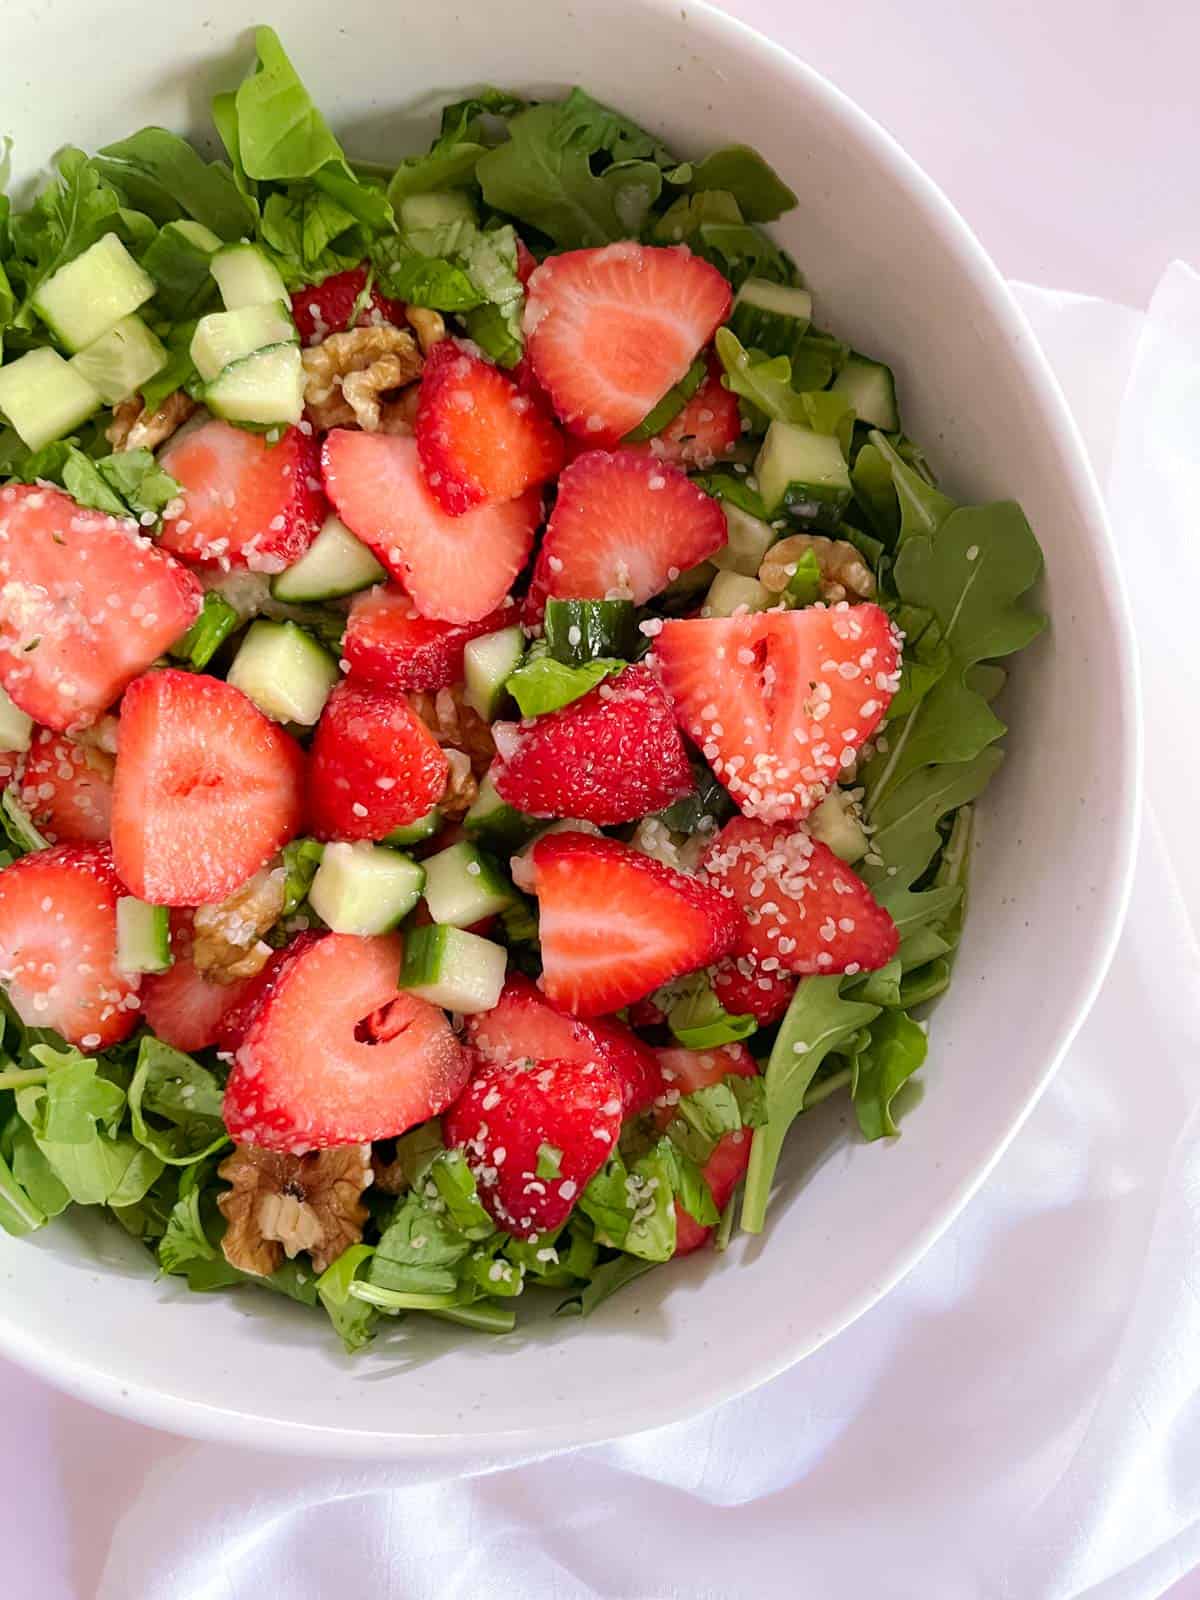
[95,127,254,238]
[505,652,624,717]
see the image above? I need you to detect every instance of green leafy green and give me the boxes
[624,357,706,443]
[387,90,526,203]
[865,747,1003,893]
[851,1010,928,1140]
[279,836,324,916]
[654,190,795,288]
[715,327,853,449]
[7,149,131,329]
[506,649,624,717]
[127,1038,228,1166]
[786,547,823,607]
[169,592,241,673]
[1,789,47,856]
[0,1147,45,1235]
[666,145,797,221]
[556,1252,654,1317]
[234,27,348,182]
[666,975,757,1050]
[665,1075,765,1165]
[95,128,253,237]
[317,1242,377,1352]
[372,219,526,363]
[259,186,364,286]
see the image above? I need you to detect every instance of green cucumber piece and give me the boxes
[755,420,852,528]
[0,686,33,753]
[702,570,773,618]
[0,348,101,451]
[205,343,305,427]
[831,354,899,432]
[397,924,508,1014]
[728,279,813,363]
[308,841,425,935]
[422,839,518,926]
[31,233,156,353]
[543,599,636,665]
[116,897,171,974]
[463,773,542,853]
[210,243,288,310]
[463,626,524,721]
[190,302,297,384]
[711,503,776,578]
[69,315,167,406]
[623,357,706,443]
[383,807,442,847]
[399,192,477,231]
[226,619,339,725]
[808,790,869,864]
[169,592,241,671]
[270,515,386,603]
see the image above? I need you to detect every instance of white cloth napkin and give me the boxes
[6,267,1199,1600]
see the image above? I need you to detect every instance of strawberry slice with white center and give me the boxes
[655,1042,758,1255]
[0,483,202,732]
[307,679,450,841]
[111,670,305,906]
[0,844,139,1049]
[529,830,744,1017]
[159,420,325,574]
[290,265,407,346]
[140,910,262,1053]
[654,604,902,822]
[443,1052,624,1238]
[415,339,564,515]
[525,449,726,615]
[18,728,113,844]
[224,932,468,1152]
[641,356,741,469]
[523,243,732,444]
[703,815,898,976]
[322,430,541,625]
[342,587,518,694]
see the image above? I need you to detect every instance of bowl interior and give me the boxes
[0,0,1137,1456]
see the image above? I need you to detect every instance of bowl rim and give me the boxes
[0,0,1142,1458]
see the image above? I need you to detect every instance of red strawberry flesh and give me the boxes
[18,729,113,844]
[306,678,449,841]
[342,587,518,694]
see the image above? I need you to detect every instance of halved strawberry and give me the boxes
[530,830,744,1017]
[525,450,726,614]
[524,243,732,443]
[491,663,692,824]
[654,605,902,822]
[710,954,796,1026]
[322,430,541,625]
[443,1053,623,1237]
[415,340,564,515]
[140,910,262,1053]
[0,844,139,1048]
[307,679,449,841]
[159,421,325,574]
[703,815,898,976]
[18,728,113,844]
[225,932,468,1152]
[290,265,407,346]
[674,1127,754,1255]
[642,357,741,469]
[342,587,518,694]
[655,1042,757,1255]
[0,484,202,732]
[111,671,305,906]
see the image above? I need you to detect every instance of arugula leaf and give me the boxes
[865,747,1004,892]
[506,650,624,717]
[128,1038,228,1166]
[139,322,199,412]
[234,27,347,182]
[0,1142,45,1236]
[429,1148,494,1239]
[653,188,795,288]
[371,234,483,309]
[387,89,526,203]
[7,149,127,328]
[851,1010,928,1140]
[666,144,797,221]
[714,328,853,449]
[869,429,956,547]
[556,1251,654,1317]
[666,974,757,1050]
[95,128,254,238]
[368,1184,473,1298]
[316,1242,377,1352]
[8,1120,70,1218]
[259,187,363,287]
[94,449,182,519]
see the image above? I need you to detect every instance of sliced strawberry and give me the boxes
[444,1053,623,1237]
[322,430,540,625]
[643,357,741,469]
[710,954,796,1026]
[306,679,449,841]
[111,671,305,906]
[17,728,113,844]
[655,1042,757,1255]
[491,663,692,825]
[0,484,202,732]
[673,1128,754,1255]
[342,587,518,694]
[703,815,898,976]
[526,450,726,614]
[224,932,468,1152]
[587,1018,663,1117]
[530,830,743,1017]
[655,1040,757,1101]
[515,237,537,287]
[0,844,139,1048]
[140,910,261,1053]
[415,340,564,516]
[212,945,292,1055]
[654,605,902,822]
[290,265,407,346]
[159,421,325,574]
[524,243,732,443]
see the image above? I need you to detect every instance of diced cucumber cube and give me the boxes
[463,772,542,853]
[205,343,305,427]
[190,302,297,384]
[173,220,224,254]
[398,924,508,1014]
[226,619,339,725]
[270,515,386,603]
[711,503,777,578]
[808,790,869,864]
[0,686,33,753]
[755,420,852,528]
[463,626,524,720]
[399,192,477,231]
[383,807,442,847]
[210,243,288,311]
[308,841,425,935]
[0,347,102,451]
[69,315,167,406]
[831,354,899,432]
[702,570,774,618]
[116,897,172,974]
[32,233,156,353]
[543,599,635,664]
[728,279,813,360]
[422,840,517,926]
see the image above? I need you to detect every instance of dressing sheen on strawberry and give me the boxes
[654,604,902,822]
[225,932,468,1152]
[0,484,202,732]
[322,430,540,625]
[0,844,139,1049]
[415,340,564,515]
[159,421,326,574]
[111,671,305,906]
[655,1043,758,1255]
[491,663,693,824]
[342,587,517,694]
[526,449,726,614]
[307,678,449,841]
[703,815,898,976]
[18,728,113,844]
[524,243,732,443]
[290,265,407,345]
[140,910,261,1053]
[529,830,744,1017]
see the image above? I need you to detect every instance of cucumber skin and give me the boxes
[543,600,636,665]
[397,924,509,1014]
[384,808,442,847]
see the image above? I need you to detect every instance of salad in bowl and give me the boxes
[0,27,1045,1353]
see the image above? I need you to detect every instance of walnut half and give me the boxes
[758,534,876,605]
[408,684,497,820]
[302,324,424,432]
[191,866,287,985]
[106,389,198,453]
[218,1144,373,1277]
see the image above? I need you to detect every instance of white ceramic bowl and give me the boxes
[0,0,1138,1458]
